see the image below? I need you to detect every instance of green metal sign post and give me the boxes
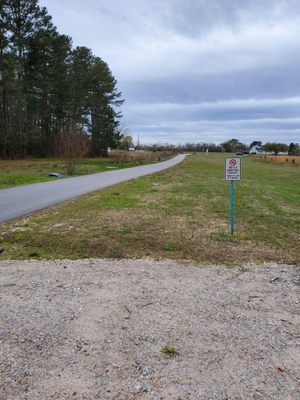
[225,157,241,238]
[230,180,234,235]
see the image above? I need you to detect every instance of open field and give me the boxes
[0,153,299,264]
[0,151,173,189]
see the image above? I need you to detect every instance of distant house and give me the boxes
[249,145,263,154]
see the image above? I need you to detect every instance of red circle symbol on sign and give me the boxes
[229,159,236,166]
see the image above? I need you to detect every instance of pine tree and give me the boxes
[69,46,94,127]
[0,1,124,158]
[25,29,71,154]
[1,0,54,156]
[89,57,123,156]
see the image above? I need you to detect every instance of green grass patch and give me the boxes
[28,251,41,258]
[0,153,299,264]
[160,345,180,357]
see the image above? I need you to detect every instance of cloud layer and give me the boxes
[40,0,300,144]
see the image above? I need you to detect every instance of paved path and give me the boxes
[0,155,185,223]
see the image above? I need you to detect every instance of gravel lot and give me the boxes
[0,259,299,400]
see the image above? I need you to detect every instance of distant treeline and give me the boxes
[138,142,224,153]
[137,140,299,155]
[0,0,123,158]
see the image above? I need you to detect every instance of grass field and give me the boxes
[0,151,172,189]
[0,153,299,264]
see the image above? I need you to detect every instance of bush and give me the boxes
[55,125,90,175]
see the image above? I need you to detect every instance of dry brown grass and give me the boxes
[110,150,174,163]
[254,155,300,165]
[0,160,64,168]
[0,151,173,169]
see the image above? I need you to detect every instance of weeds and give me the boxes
[160,345,180,357]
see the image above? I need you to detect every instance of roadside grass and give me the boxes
[0,153,299,264]
[0,158,132,188]
[0,151,172,189]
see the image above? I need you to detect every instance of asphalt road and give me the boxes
[0,154,185,223]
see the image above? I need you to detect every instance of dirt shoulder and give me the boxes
[0,259,299,399]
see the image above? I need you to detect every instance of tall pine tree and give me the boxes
[0,0,123,158]
[89,57,123,156]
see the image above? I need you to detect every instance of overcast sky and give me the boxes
[40,0,300,145]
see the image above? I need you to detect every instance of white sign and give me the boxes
[225,157,241,181]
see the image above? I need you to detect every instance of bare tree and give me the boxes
[55,124,90,175]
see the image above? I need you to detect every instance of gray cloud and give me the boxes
[40,0,300,144]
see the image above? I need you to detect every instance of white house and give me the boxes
[249,145,263,154]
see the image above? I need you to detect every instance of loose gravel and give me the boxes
[0,259,299,399]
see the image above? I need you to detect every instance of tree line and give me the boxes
[0,0,123,159]
[136,140,299,155]
[220,139,299,155]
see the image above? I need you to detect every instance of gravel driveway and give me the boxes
[0,259,299,399]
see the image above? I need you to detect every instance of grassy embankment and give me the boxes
[0,153,299,264]
[0,150,172,189]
